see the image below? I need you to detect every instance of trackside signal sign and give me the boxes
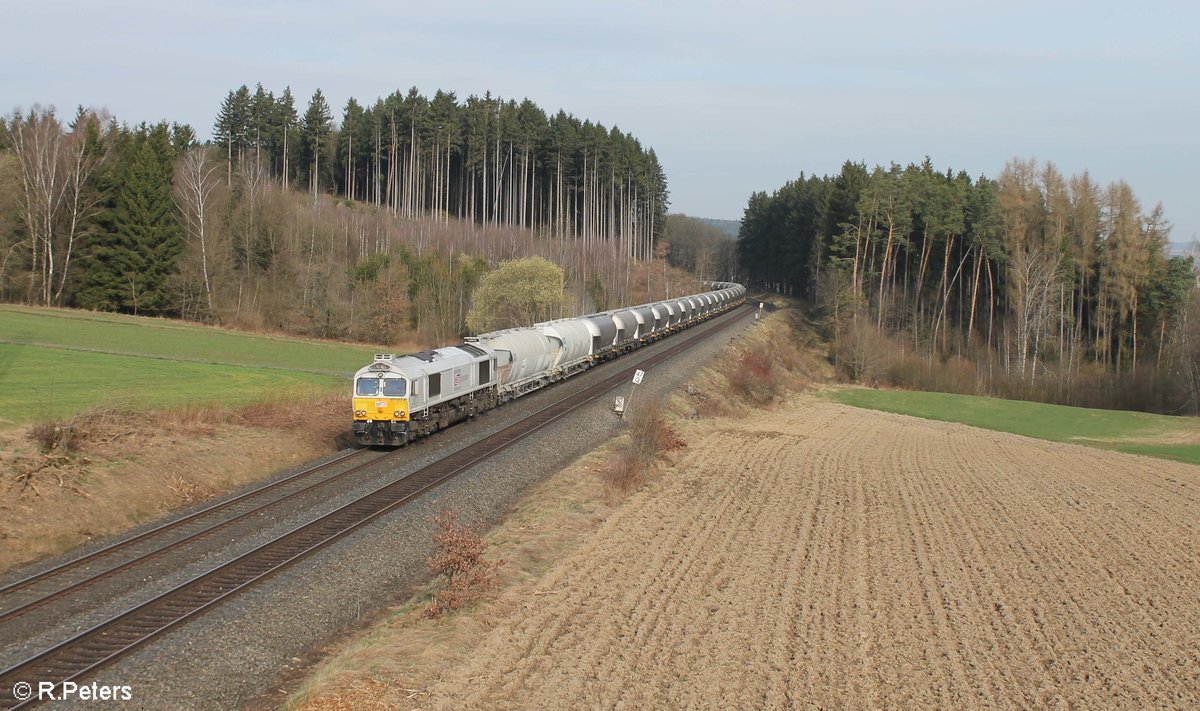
[632,369,645,385]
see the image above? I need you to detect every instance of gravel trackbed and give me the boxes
[433,400,1200,709]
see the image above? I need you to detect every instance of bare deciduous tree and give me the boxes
[174,147,221,312]
[8,106,109,305]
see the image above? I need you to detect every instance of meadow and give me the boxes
[0,306,382,424]
[830,387,1200,465]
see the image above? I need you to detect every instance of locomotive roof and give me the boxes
[354,344,491,378]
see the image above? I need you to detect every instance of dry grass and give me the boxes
[685,306,830,419]
[602,402,687,494]
[0,392,348,573]
[167,474,217,506]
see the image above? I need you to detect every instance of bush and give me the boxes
[728,350,778,405]
[833,319,891,384]
[602,402,685,493]
[602,449,642,493]
[424,511,503,617]
[465,257,567,333]
[26,420,75,454]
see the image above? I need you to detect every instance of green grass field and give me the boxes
[829,388,1200,465]
[0,305,385,424]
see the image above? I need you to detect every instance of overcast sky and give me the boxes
[5,0,1198,241]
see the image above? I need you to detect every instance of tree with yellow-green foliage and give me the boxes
[466,257,566,333]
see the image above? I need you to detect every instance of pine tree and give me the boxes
[213,85,251,183]
[337,97,365,199]
[300,89,333,195]
[76,123,181,314]
[274,87,298,185]
[248,83,274,158]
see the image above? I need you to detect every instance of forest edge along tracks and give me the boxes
[0,304,753,709]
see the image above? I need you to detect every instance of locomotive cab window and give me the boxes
[478,360,491,383]
[382,378,407,397]
[355,378,379,396]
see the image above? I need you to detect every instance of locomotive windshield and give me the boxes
[382,378,407,396]
[355,377,407,397]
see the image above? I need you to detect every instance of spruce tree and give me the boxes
[274,87,298,185]
[213,85,251,179]
[76,123,181,314]
[300,89,333,194]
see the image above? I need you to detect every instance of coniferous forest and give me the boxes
[0,85,671,344]
[737,159,1198,413]
[210,84,668,252]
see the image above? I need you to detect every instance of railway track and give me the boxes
[0,449,391,628]
[0,304,752,709]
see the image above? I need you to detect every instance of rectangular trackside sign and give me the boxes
[632,369,645,385]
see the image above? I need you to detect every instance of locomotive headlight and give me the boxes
[394,411,403,418]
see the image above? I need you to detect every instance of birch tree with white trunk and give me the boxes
[174,146,221,312]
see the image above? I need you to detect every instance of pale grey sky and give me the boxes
[5,0,1198,240]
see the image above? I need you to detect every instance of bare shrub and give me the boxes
[836,321,1190,415]
[833,319,890,384]
[26,418,83,454]
[602,402,686,493]
[728,350,778,405]
[629,402,685,457]
[602,449,642,493]
[882,352,980,396]
[425,511,503,618]
[27,420,64,454]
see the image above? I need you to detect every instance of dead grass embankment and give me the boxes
[0,393,347,573]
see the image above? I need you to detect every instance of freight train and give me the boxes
[351,282,747,446]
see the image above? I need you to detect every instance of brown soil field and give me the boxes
[414,400,1199,709]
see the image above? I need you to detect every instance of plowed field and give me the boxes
[434,401,1200,709]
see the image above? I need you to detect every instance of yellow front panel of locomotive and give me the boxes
[353,397,409,421]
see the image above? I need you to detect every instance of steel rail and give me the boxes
[0,448,382,624]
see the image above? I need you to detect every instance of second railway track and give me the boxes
[0,448,392,626]
[0,304,753,709]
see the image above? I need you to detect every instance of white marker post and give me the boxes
[756,302,763,320]
[623,369,646,420]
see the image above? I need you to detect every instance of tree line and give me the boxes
[737,158,1197,412]
[0,94,681,346]
[212,84,668,263]
[0,109,195,313]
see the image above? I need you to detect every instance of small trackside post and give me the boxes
[621,369,645,420]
